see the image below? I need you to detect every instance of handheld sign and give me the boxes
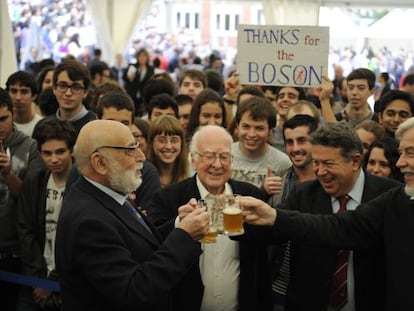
[237,25,329,87]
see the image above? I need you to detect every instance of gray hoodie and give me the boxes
[0,126,43,252]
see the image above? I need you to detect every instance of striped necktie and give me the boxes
[123,199,152,233]
[329,195,350,310]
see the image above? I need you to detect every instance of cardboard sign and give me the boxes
[237,25,329,87]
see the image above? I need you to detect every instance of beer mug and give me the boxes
[198,199,218,243]
[218,194,244,236]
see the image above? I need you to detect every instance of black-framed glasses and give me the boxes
[55,82,85,94]
[92,143,140,156]
[194,151,232,165]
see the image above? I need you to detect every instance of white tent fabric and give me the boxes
[263,0,319,25]
[0,0,18,86]
[86,0,152,63]
[364,9,414,39]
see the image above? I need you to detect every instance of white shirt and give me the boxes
[329,170,365,311]
[197,176,240,311]
[14,114,43,137]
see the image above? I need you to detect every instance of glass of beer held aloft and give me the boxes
[218,194,244,236]
[198,199,218,243]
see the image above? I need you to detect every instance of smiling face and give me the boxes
[276,87,300,117]
[366,147,392,178]
[237,112,269,158]
[379,99,412,134]
[191,126,232,195]
[312,144,362,197]
[152,134,182,165]
[284,125,313,169]
[198,102,223,126]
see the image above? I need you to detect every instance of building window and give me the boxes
[195,13,199,29]
[235,14,239,29]
[185,12,190,28]
[177,12,181,28]
[225,14,230,30]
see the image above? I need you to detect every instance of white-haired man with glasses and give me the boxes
[149,125,272,311]
[56,119,210,310]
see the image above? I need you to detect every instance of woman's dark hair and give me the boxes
[187,89,226,137]
[364,137,403,182]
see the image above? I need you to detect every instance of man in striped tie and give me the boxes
[55,120,209,311]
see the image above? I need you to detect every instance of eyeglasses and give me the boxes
[55,82,85,94]
[155,135,181,145]
[92,143,140,156]
[194,151,232,165]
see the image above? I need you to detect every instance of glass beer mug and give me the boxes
[198,199,218,243]
[216,194,244,236]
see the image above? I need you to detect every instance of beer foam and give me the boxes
[223,206,241,215]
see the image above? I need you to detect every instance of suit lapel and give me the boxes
[313,185,333,214]
[80,178,161,247]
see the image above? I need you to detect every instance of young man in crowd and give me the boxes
[271,86,307,151]
[39,59,96,135]
[269,114,319,311]
[231,96,291,197]
[178,69,207,100]
[147,94,179,124]
[6,71,43,137]
[16,118,77,310]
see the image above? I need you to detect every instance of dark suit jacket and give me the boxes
[281,173,401,311]
[273,185,414,311]
[123,64,154,108]
[56,177,202,311]
[149,175,272,311]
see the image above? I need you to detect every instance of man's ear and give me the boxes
[352,153,363,171]
[90,153,108,175]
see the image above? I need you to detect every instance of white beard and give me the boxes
[404,185,414,197]
[108,160,142,194]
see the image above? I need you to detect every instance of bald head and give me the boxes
[74,120,133,174]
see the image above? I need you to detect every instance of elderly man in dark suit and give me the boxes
[55,120,209,311]
[149,125,272,311]
[243,122,401,311]
[241,117,414,311]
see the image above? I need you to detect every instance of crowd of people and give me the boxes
[3,1,414,311]
[1,39,414,310]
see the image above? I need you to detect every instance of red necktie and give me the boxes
[329,195,350,310]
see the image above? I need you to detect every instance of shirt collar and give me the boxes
[56,105,88,122]
[84,176,126,206]
[331,169,365,204]
[196,175,232,200]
